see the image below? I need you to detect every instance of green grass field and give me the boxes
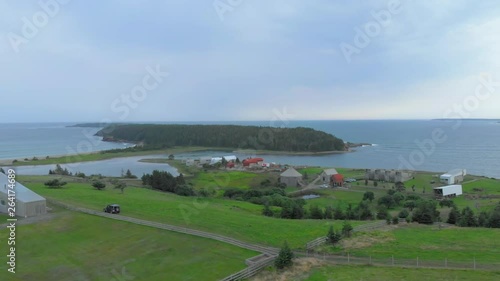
[324,224,500,263]
[188,170,278,191]
[0,209,256,281]
[304,265,500,281]
[19,175,364,249]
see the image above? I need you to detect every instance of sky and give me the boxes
[0,0,499,122]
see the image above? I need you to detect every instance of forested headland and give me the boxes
[95,124,346,152]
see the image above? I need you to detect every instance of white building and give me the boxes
[320,168,338,183]
[199,157,212,165]
[223,155,237,162]
[0,172,47,218]
[433,185,463,198]
[440,169,466,185]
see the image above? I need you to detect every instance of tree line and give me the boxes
[96,124,346,152]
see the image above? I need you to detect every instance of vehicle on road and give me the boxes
[103,204,120,214]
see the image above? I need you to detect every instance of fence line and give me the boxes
[47,199,279,255]
[220,255,277,281]
[297,252,500,271]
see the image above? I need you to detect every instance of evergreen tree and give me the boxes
[327,225,342,245]
[488,203,500,228]
[275,241,293,269]
[333,205,345,220]
[458,206,478,227]
[324,206,334,219]
[309,205,324,219]
[341,221,353,238]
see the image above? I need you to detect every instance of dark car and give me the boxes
[103,204,120,214]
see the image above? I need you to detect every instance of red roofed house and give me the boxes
[242,158,264,168]
[331,174,344,187]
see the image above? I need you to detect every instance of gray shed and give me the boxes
[0,172,47,218]
[280,168,302,187]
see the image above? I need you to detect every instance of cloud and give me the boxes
[0,0,499,122]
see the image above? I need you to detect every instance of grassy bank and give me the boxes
[0,209,256,281]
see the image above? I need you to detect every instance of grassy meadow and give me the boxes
[18,175,365,249]
[0,209,256,281]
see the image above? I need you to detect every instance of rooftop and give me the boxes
[0,172,46,203]
[280,167,302,178]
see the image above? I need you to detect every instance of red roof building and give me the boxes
[331,174,344,187]
[242,158,264,167]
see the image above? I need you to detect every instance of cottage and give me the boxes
[280,168,303,187]
[440,169,466,185]
[433,185,462,198]
[320,168,338,183]
[0,172,47,218]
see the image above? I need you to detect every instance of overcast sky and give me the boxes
[1,0,499,122]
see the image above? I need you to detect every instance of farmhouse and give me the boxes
[0,172,47,218]
[440,169,466,185]
[280,167,302,187]
[321,168,338,183]
[433,185,463,198]
[364,169,413,183]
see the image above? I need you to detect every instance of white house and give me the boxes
[433,185,463,198]
[440,169,466,185]
[0,172,47,218]
[223,155,237,162]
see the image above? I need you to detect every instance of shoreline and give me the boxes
[0,146,353,167]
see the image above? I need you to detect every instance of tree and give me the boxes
[373,181,378,187]
[447,206,460,225]
[412,200,439,224]
[262,203,274,217]
[114,182,127,194]
[44,179,67,188]
[376,205,389,220]
[92,180,106,190]
[392,192,405,205]
[395,181,405,192]
[398,209,409,219]
[458,206,478,227]
[327,225,342,245]
[235,157,240,164]
[341,221,353,238]
[404,200,416,211]
[478,211,489,227]
[439,199,455,208]
[333,205,345,220]
[378,195,395,209]
[309,205,324,220]
[392,216,399,224]
[362,191,375,202]
[324,206,334,219]
[124,169,136,179]
[168,154,175,160]
[386,215,392,225]
[275,241,293,269]
[488,203,500,228]
[364,179,368,185]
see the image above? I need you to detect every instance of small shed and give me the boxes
[280,168,302,187]
[321,168,338,183]
[433,185,463,198]
[0,172,47,218]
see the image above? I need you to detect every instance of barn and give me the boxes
[321,168,338,183]
[331,174,344,187]
[433,185,463,198]
[280,168,303,187]
[0,172,47,218]
[242,158,264,167]
[440,169,466,185]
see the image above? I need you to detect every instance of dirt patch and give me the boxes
[250,258,325,281]
[340,231,395,250]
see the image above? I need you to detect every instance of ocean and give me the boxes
[1,120,499,178]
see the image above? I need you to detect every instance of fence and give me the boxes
[298,252,500,271]
[306,220,388,250]
[220,255,277,281]
[47,199,279,255]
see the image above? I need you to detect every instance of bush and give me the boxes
[175,185,196,196]
[44,179,67,188]
[392,216,399,224]
[275,241,293,269]
[398,209,409,218]
[92,181,106,190]
[341,221,353,238]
